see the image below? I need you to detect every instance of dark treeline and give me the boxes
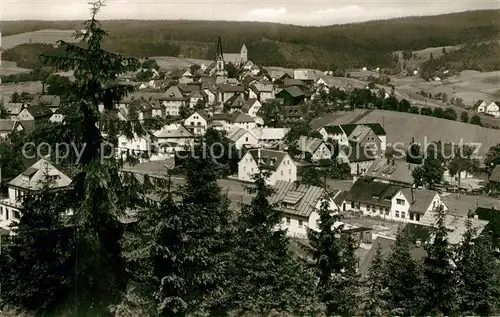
[2,9,499,70]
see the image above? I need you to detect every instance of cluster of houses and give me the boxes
[1,48,498,274]
[473,99,500,117]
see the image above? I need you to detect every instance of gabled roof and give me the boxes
[338,123,386,137]
[246,149,289,171]
[278,86,305,98]
[192,110,210,121]
[232,112,255,123]
[3,102,23,116]
[252,83,274,93]
[251,127,289,141]
[242,99,260,113]
[25,103,53,119]
[365,158,417,186]
[154,124,194,139]
[224,94,246,109]
[294,68,320,81]
[346,177,401,208]
[297,136,324,154]
[16,120,35,134]
[401,188,438,215]
[322,125,344,135]
[36,95,61,108]
[8,158,72,191]
[178,83,201,93]
[210,113,233,122]
[269,181,325,217]
[0,119,17,132]
[474,99,485,107]
[163,85,185,100]
[282,78,306,88]
[227,127,254,143]
[217,84,245,93]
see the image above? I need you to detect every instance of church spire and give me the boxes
[216,36,224,61]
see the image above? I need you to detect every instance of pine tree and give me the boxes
[456,221,500,315]
[3,1,152,314]
[229,171,319,314]
[307,199,344,314]
[420,206,459,315]
[335,232,361,316]
[384,229,421,315]
[361,245,389,316]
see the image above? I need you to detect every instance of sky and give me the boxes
[1,0,498,26]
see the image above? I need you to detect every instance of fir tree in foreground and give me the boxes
[228,171,320,314]
[1,1,150,315]
[361,245,389,317]
[456,221,500,315]
[306,197,359,315]
[420,206,459,316]
[384,228,422,315]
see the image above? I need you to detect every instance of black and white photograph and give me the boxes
[0,0,499,315]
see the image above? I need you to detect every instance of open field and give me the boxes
[311,109,500,159]
[0,61,31,76]
[151,56,211,70]
[391,70,500,107]
[2,29,76,50]
[394,44,463,69]
[1,82,43,95]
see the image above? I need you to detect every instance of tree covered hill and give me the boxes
[2,9,499,70]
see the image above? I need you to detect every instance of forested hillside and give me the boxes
[2,9,499,70]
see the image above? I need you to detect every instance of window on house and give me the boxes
[251,168,254,172]
[245,137,248,142]
[298,220,303,227]
[316,219,320,228]
[286,217,291,225]
[401,211,406,219]
[410,213,414,220]
[14,211,20,219]
[289,169,291,174]
[396,199,405,205]
[416,214,420,221]
[281,170,284,176]
[367,205,371,212]
[385,209,389,215]
[351,202,355,208]
[5,209,9,220]
[395,210,399,218]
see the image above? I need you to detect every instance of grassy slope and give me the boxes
[2,10,499,70]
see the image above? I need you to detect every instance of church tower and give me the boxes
[240,44,248,63]
[215,36,227,78]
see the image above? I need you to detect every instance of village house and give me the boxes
[270,181,345,237]
[319,123,387,152]
[486,101,500,117]
[343,177,447,223]
[336,144,377,176]
[154,124,195,156]
[207,112,256,134]
[117,133,153,162]
[2,99,24,119]
[34,95,61,113]
[275,86,306,106]
[293,68,320,83]
[0,120,24,138]
[251,127,290,148]
[238,149,297,185]
[184,110,209,136]
[297,136,333,161]
[227,127,259,150]
[248,83,275,102]
[223,94,246,113]
[241,99,263,124]
[364,158,418,187]
[17,103,53,121]
[217,84,245,104]
[0,158,73,230]
[282,105,305,123]
[160,85,189,117]
[473,100,487,113]
[49,109,64,123]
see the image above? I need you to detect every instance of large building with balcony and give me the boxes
[0,158,73,230]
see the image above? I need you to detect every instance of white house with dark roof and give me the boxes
[0,158,73,229]
[231,112,257,131]
[319,123,387,152]
[224,94,246,113]
[117,133,153,162]
[227,127,259,150]
[344,178,447,223]
[486,101,500,117]
[184,110,210,135]
[251,127,289,147]
[297,136,333,161]
[473,100,487,113]
[154,124,195,155]
[241,99,263,125]
[238,149,297,185]
[2,100,24,119]
[270,180,345,237]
